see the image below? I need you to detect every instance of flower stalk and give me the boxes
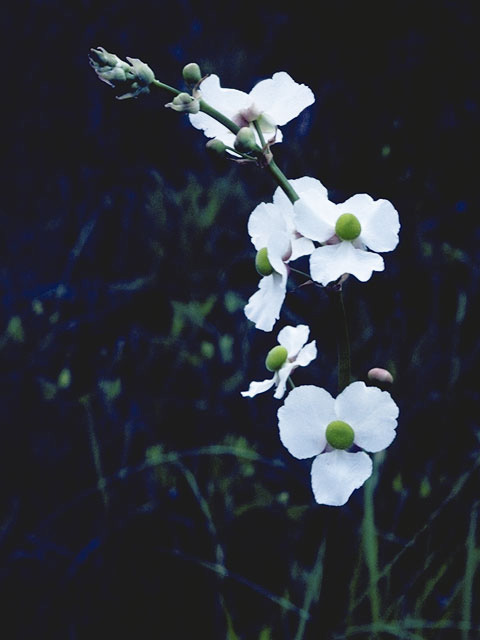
[330,287,351,393]
[89,52,400,508]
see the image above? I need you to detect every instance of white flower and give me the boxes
[244,177,319,332]
[277,381,399,506]
[188,72,314,147]
[293,184,400,286]
[242,325,317,400]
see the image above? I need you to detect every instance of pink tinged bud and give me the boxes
[368,368,394,384]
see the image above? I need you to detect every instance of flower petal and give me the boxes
[309,242,384,285]
[273,363,295,399]
[244,272,286,332]
[273,176,328,211]
[248,202,287,250]
[249,72,315,126]
[295,340,317,367]
[277,324,309,356]
[359,199,400,253]
[294,195,336,243]
[335,381,399,452]
[241,377,275,398]
[267,232,291,274]
[337,194,400,253]
[188,74,250,143]
[277,385,335,459]
[290,236,315,261]
[310,450,373,506]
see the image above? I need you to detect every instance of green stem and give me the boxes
[199,99,240,136]
[152,79,181,97]
[80,395,109,512]
[289,266,312,279]
[462,502,479,640]
[331,288,351,393]
[267,159,299,203]
[253,120,299,204]
[362,454,381,633]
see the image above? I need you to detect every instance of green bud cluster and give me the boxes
[325,420,355,449]
[335,213,362,241]
[265,345,288,372]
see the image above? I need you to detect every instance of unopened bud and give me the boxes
[255,247,274,277]
[234,127,257,153]
[368,367,394,385]
[165,92,200,114]
[265,345,288,372]
[206,139,227,156]
[89,47,126,69]
[127,57,155,86]
[182,62,202,86]
[89,47,155,100]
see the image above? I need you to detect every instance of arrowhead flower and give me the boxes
[244,178,319,332]
[278,381,399,506]
[293,181,400,285]
[188,72,314,147]
[241,325,317,400]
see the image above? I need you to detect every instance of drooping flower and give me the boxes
[89,47,155,100]
[244,178,320,332]
[293,182,400,286]
[277,381,399,506]
[241,325,317,400]
[188,72,314,147]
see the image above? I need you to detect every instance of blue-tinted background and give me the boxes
[2,1,479,638]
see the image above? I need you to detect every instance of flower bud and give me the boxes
[335,213,362,241]
[325,420,355,450]
[182,62,202,86]
[126,57,155,86]
[367,367,394,384]
[165,92,200,114]
[255,247,274,276]
[234,127,257,153]
[90,47,127,69]
[206,139,227,156]
[265,345,288,372]
[89,47,155,99]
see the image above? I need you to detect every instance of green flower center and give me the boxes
[335,213,362,241]
[265,345,288,372]
[255,247,274,276]
[325,420,355,449]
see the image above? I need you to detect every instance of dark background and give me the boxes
[1,1,479,638]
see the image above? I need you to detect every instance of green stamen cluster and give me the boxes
[265,345,288,372]
[255,247,274,276]
[335,213,362,241]
[325,420,355,449]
